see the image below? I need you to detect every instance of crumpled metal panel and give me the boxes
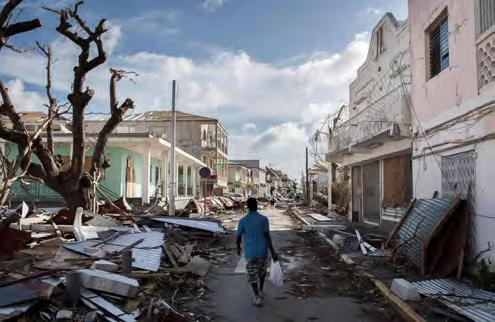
[63,232,164,272]
[393,198,454,268]
[413,279,495,322]
[151,217,225,233]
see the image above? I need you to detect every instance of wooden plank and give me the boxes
[163,245,179,268]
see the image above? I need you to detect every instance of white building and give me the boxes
[326,13,412,231]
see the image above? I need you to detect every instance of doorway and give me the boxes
[125,156,135,198]
[351,166,362,222]
[362,161,380,224]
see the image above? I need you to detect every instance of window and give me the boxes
[155,166,160,184]
[178,165,185,196]
[478,0,495,36]
[186,166,192,196]
[428,11,449,78]
[375,26,384,59]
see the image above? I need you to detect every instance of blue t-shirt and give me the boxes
[237,211,269,259]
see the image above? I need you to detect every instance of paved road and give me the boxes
[201,207,402,322]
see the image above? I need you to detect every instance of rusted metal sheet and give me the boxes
[413,279,495,322]
[387,197,467,276]
[0,278,58,307]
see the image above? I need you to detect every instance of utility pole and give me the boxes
[169,80,177,216]
[305,147,309,203]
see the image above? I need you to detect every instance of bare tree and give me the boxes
[0,1,134,210]
[0,0,43,206]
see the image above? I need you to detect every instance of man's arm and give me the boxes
[236,220,244,256]
[236,234,242,256]
[265,231,278,261]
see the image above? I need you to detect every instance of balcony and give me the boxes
[328,88,411,160]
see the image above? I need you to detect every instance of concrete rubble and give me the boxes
[0,195,241,321]
[390,278,421,302]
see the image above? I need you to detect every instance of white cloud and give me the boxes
[4,79,45,112]
[365,7,384,15]
[202,0,229,12]
[0,29,369,177]
[242,122,257,131]
[230,122,309,178]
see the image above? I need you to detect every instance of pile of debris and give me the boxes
[0,202,227,321]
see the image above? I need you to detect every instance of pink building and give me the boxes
[409,0,495,266]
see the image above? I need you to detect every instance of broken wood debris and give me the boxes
[0,195,226,321]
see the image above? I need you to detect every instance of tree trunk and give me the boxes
[0,186,10,206]
[46,173,92,211]
[63,188,90,211]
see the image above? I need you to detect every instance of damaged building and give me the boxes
[409,0,495,265]
[3,112,212,209]
[326,13,413,231]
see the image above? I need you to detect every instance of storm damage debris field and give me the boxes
[281,231,401,316]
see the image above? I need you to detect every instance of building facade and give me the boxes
[5,113,205,208]
[409,0,495,264]
[227,162,248,196]
[115,111,228,195]
[327,13,413,231]
[228,160,266,197]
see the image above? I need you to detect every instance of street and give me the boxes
[199,206,402,322]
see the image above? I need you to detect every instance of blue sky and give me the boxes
[0,0,407,177]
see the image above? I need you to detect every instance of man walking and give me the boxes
[236,197,278,307]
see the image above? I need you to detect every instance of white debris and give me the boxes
[90,260,118,272]
[391,278,421,302]
[78,269,139,297]
[332,234,345,248]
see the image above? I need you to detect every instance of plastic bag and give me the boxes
[234,257,247,273]
[268,260,284,287]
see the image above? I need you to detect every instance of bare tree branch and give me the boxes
[0,0,42,51]
[91,69,134,174]
[46,1,108,179]
[37,41,57,154]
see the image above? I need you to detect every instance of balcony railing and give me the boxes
[329,88,411,153]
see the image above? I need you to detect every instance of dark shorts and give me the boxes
[246,257,268,284]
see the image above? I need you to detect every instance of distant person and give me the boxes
[270,196,276,208]
[237,197,278,307]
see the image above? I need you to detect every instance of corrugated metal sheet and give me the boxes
[413,279,495,322]
[63,232,164,272]
[393,198,454,268]
[151,217,225,233]
[132,248,162,272]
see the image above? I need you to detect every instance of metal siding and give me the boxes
[393,198,454,268]
[413,279,495,322]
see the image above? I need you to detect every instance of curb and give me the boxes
[289,208,426,322]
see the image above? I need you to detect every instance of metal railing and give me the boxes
[329,88,411,153]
